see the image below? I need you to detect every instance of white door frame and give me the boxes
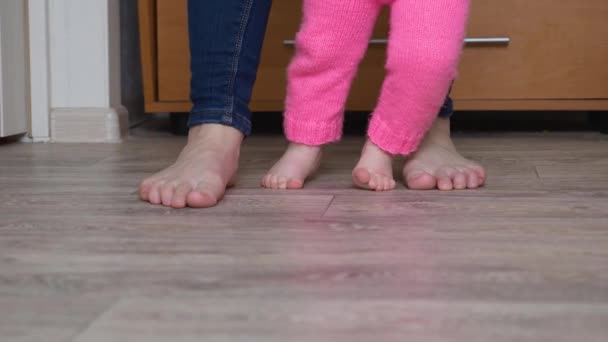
[27,0,126,143]
[28,0,51,142]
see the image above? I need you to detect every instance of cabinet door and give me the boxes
[155,0,388,110]
[155,0,608,109]
[0,0,28,137]
[454,0,608,100]
[156,0,188,102]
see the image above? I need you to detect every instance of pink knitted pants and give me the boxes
[284,0,470,155]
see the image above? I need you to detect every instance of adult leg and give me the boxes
[403,94,486,190]
[140,0,272,208]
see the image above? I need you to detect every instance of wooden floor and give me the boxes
[1,130,608,341]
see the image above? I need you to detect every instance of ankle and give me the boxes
[287,142,323,153]
[423,118,454,146]
[188,124,244,146]
[363,139,394,159]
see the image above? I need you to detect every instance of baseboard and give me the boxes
[50,106,128,143]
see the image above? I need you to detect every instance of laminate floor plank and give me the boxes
[0,132,607,341]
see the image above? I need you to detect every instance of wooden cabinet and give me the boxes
[139,0,608,113]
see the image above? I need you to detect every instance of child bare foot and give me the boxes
[139,124,243,208]
[403,118,486,190]
[352,139,396,191]
[262,143,322,189]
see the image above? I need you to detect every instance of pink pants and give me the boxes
[284,0,470,155]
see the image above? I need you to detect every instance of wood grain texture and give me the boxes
[73,296,608,342]
[145,0,608,112]
[455,0,608,100]
[1,131,608,341]
[137,0,159,110]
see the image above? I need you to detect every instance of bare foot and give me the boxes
[139,124,243,208]
[352,139,396,191]
[403,118,486,191]
[262,143,322,189]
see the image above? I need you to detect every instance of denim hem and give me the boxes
[437,97,454,118]
[187,110,252,136]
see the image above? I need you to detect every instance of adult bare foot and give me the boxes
[403,118,486,191]
[262,143,322,189]
[139,124,243,208]
[352,139,396,191]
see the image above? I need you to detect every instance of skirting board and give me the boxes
[50,106,128,143]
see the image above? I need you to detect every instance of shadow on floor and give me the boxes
[137,111,606,137]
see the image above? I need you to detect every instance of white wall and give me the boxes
[0,0,28,138]
[29,0,126,143]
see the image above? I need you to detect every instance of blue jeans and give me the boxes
[187,0,453,136]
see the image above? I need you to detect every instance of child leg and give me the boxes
[353,0,469,190]
[368,0,470,155]
[263,0,382,189]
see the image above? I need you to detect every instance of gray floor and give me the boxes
[1,130,607,341]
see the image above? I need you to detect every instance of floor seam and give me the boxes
[67,296,123,342]
[321,195,336,217]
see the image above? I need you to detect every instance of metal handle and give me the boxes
[464,37,510,45]
[283,37,510,46]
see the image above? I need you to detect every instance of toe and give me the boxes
[473,166,487,185]
[260,174,269,188]
[186,191,218,208]
[453,172,467,190]
[373,174,387,192]
[381,177,389,191]
[383,177,394,191]
[269,175,280,189]
[139,178,155,200]
[436,168,456,191]
[286,179,304,189]
[369,174,378,190]
[466,170,480,189]
[187,186,218,208]
[148,182,164,204]
[278,176,288,189]
[377,177,386,192]
[437,176,453,191]
[171,182,192,208]
[187,178,225,208]
[265,175,273,189]
[262,174,272,188]
[160,183,176,207]
[404,170,437,190]
[352,168,372,190]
